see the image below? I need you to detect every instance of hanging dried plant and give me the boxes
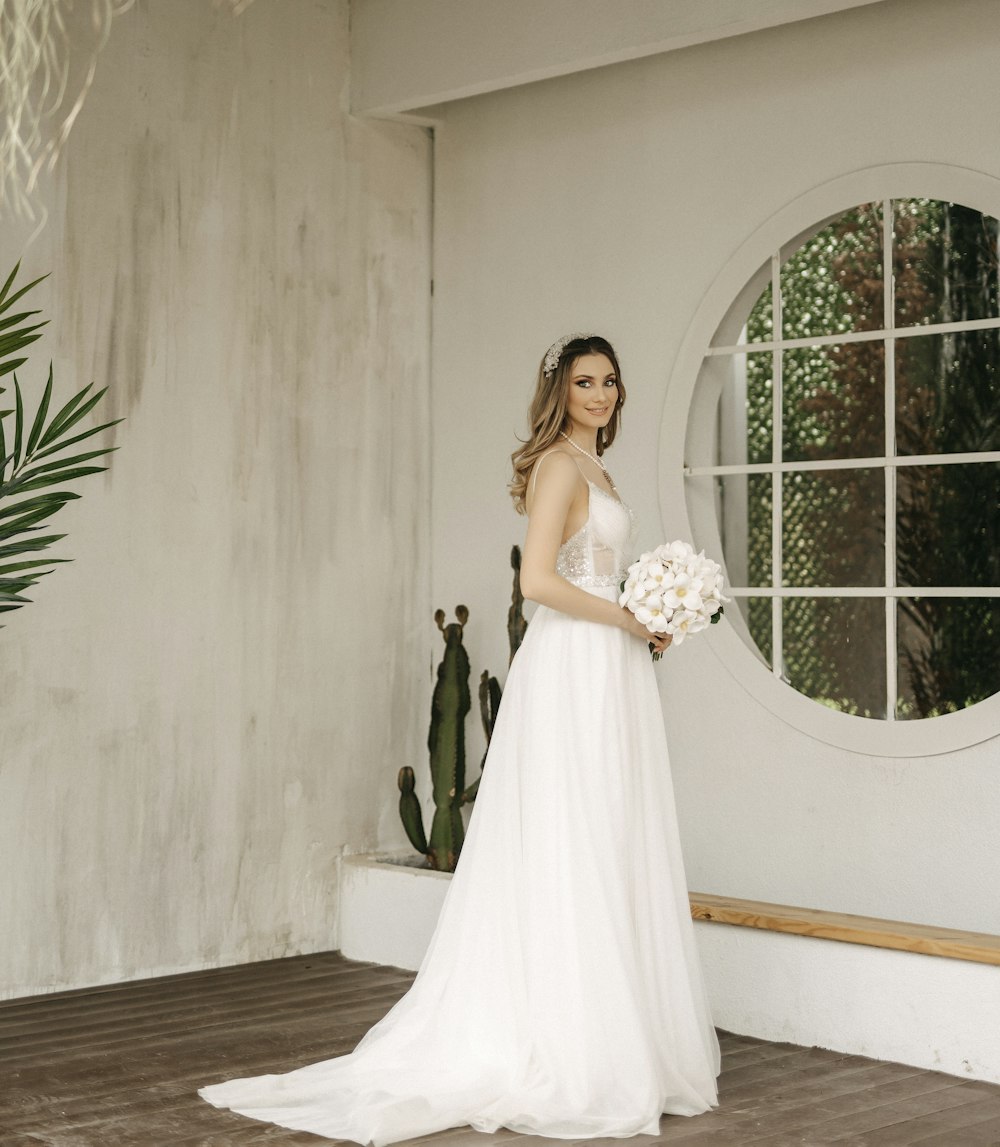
[0,0,255,225]
[0,0,138,221]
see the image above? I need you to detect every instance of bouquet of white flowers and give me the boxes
[619,540,729,659]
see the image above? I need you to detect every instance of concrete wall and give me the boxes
[1,0,430,998]
[350,0,887,116]
[419,0,1000,937]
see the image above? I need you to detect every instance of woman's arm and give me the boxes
[519,452,670,653]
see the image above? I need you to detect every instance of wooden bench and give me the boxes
[689,893,1000,967]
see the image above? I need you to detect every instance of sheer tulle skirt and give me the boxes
[199,586,721,1144]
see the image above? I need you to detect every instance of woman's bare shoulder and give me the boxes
[531,448,578,480]
[527,448,582,512]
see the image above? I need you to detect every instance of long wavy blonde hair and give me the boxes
[509,334,625,514]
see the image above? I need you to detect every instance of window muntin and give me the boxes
[694,198,1000,723]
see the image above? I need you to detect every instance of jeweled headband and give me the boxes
[542,332,595,377]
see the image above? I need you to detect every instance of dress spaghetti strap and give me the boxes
[529,448,585,501]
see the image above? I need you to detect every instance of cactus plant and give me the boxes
[398,605,471,871]
[398,548,529,868]
[396,764,427,856]
[477,670,502,768]
[506,544,527,663]
[461,545,526,805]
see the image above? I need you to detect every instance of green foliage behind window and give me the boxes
[737,200,999,719]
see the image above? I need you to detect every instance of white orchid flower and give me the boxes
[635,603,670,633]
[663,572,704,613]
[666,608,698,644]
[645,560,669,584]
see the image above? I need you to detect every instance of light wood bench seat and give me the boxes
[689,892,1000,967]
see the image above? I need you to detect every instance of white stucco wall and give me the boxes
[418,0,1000,936]
[350,0,886,116]
[1,0,430,998]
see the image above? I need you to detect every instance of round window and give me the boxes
[670,173,1000,755]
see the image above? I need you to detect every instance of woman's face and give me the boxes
[564,352,618,435]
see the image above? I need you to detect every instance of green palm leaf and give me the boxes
[0,263,48,311]
[0,339,43,377]
[0,307,41,329]
[0,557,69,577]
[29,419,122,461]
[0,493,80,538]
[0,567,53,596]
[37,385,115,449]
[0,533,66,559]
[11,467,109,495]
[0,263,122,621]
[0,263,49,387]
[12,376,24,470]
[1,447,118,497]
[26,363,53,455]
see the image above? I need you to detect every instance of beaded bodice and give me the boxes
[556,480,635,588]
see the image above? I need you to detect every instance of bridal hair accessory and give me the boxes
[543,332,594,376]
[559,431,618,495]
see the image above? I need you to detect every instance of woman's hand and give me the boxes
[623,611,672,654]
[648,631,673,656]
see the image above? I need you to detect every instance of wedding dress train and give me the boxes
[199,470,721,1144]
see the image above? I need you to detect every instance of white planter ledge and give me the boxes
[337,851,1000,1084]
[339,850,452,971]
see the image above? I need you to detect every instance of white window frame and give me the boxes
[661,164,1000,757]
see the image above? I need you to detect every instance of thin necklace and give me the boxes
[559,431,618,494]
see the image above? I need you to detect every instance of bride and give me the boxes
[199,333,722,1144]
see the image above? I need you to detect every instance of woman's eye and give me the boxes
[605,379,617,387]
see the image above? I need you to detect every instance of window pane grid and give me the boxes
[695,197,1000,720]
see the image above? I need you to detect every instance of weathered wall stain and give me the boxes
[0,0,431,998]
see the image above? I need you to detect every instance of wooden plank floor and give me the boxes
[2,951,999,1146]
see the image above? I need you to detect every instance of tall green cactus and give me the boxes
[398,548,529,869]
[507,545,527,664]
[461,545,526,805]
[397,605,471,871]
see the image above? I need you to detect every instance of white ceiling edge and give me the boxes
[350,0,889,119]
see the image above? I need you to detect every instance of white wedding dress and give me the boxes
[199,467,721,1144]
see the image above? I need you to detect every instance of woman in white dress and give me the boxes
[199,333,721,1144]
